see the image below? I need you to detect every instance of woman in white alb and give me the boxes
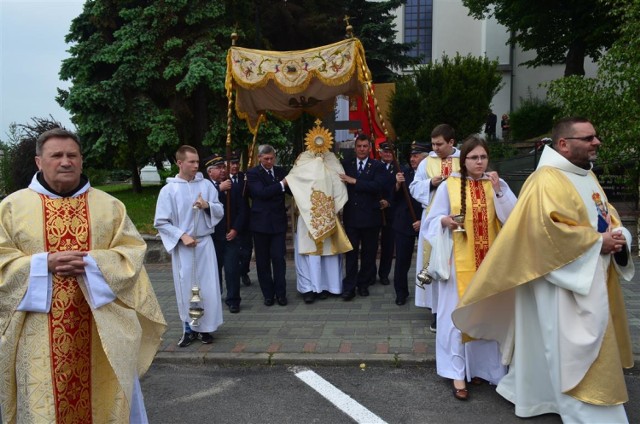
[425,135,516,400]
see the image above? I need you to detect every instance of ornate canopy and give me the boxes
[225,38,371,134]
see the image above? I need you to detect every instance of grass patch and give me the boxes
[96,184,161,234]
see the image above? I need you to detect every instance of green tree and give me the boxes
[0,117,65,194]
[547,0,640,203]
[390,54,502,143]
[58,1,234,192]
[462,0,622,76]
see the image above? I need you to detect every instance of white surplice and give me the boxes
[409,150,459,309]
[154,173,224,333]
[425,176,516,383]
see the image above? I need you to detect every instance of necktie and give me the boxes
[233,175,237,184]
[358,161,364,175]
[268,169,275,181]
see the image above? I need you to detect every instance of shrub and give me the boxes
[109,169,132,182]
[84,168,109,186]
[158,164,179,184]
[509,96,559,141]
[390,53,503,142]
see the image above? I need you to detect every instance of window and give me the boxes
[404,0,433,64]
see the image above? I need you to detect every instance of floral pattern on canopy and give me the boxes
[225,38,371,134]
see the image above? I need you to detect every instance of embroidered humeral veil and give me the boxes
[287,121,352,255]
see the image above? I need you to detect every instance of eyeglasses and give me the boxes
[466,155,488,162]
[564,134,599,143]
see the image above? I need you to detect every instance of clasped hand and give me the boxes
[601,229,626,255]
[48,251,87,276]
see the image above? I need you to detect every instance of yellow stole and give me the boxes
[42,193,93,423]
[422,156,461,264]
[425,156,460,182]
[446,177,500,299]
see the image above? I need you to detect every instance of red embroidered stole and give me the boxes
[468,180,491,268]
[41,193,93,423]
[440,158,453,178]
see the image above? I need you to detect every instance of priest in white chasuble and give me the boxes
[453,117,635,423]
[286,121,352,303]
[0,128,166,423]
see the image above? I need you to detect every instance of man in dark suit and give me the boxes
[246,144,291,306]
[376,141,398,286]
[392,142,428,305]
[229,152,253,287]
[206,153,249,313]
[339,134,387,300]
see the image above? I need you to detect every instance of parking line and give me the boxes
[294,369,387,424]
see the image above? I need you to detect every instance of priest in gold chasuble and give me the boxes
[452,118,634,422]
[0,129,166,424]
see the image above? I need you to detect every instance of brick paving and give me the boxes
[148,252,640,366]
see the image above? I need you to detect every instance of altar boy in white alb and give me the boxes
[154,145,225,347]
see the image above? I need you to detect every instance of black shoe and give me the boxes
[242,274,251,286]
[357,287,370,297]
[229,304,240,313]
[379,276,390,286]
[277,297,288,306]
[318,290,330,300]
[395,296,407,305]
[302,292,316,304]
[198,332,214,344]
[177,332,197,347]
[341,290,355,301]
[264,298,275,306]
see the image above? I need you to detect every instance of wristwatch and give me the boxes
[496,190,504,198]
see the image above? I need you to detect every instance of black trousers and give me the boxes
[252,231,287,300]
[342,225,380,293]
[238,231,253,276]
[393,232,417,300]
[377,221,395,279]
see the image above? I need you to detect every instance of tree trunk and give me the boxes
[564,39,586,77]
[130,157,142,193]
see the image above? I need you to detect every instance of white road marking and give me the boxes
[171,378,239,404]
[294,368,387,424]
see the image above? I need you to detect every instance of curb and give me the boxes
[153,352,436,367]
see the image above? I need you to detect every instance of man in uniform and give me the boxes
[376,141,398,286]
[339,134,387,300]
[392,142,428,305]
[453,117,634,422]
[409,124,460,331]
[0,128,165,423]
[246,144,291,306]
[228,151,253,287]
[206,153,248,313]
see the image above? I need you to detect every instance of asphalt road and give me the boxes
[141,363,640,424]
